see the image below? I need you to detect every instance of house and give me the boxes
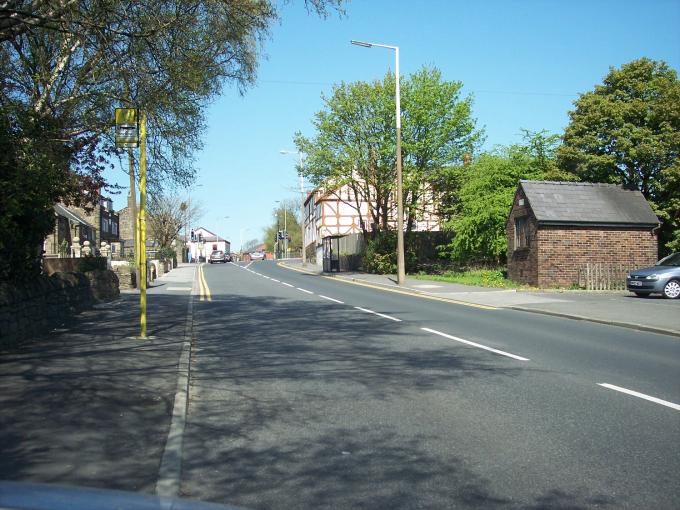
[77,196,120,255]
[44,204,98,257]
[506,180,659,287]
[303,179,441,267]
[187,227,230,262]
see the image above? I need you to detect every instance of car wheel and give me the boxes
[633,292,651,297]
[662,279,680,299]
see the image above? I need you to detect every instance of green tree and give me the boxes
[401,67,484,230]
[295,66,483,238]
[295,75,395,237]
[443,131,563,264]
[1,1,343,192]
[557,58,680,253]
[0,0,343,279]
[0,108,80,281]
[264,200,301,255]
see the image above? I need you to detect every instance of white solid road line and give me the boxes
[166,287,192,291]
[597,383,680,411]
[282,282,294,287]
[354,306,402,322]
[421,327,530,361]
[297,287,314,294]
[271,278,280,282]
[319,295,344,304]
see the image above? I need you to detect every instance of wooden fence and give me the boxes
[578,263,629,290]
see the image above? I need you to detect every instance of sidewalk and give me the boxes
[280,260,680,337]
[0,264,195,494]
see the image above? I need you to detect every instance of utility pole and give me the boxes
[351,40,406,284]
[138,112,148,338]
[115,106,147,338]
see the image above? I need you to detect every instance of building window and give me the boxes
[515,216,530,250]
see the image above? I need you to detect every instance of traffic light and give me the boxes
[190,229,195,241]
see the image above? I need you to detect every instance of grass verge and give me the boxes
[413,269,522,289]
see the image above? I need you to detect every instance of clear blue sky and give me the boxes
[105,0,680,250]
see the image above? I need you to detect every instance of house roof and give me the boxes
[519,181,659,227]
[54,204,96,229]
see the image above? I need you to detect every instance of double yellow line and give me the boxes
[197,263,212,301]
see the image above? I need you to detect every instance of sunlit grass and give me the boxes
[413,269,522,289]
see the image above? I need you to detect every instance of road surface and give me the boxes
[180,260,680,509]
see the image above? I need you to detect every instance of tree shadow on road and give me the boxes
[0,294,190,494]
[182,293,620,509]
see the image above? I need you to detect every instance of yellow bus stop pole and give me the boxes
[139,111,147,338]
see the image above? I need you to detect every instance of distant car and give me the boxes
[209,250,227,264]
[250,251,265,261]
[626,253,680,299]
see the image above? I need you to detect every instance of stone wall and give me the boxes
[43,256,107,276]
[0,270,119,347]
[111,262,135,290]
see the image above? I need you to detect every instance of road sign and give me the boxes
[115,108,139,148]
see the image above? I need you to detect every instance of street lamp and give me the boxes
[351,39,405,285]
[280,149,306,265]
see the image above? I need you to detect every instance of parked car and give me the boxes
[626,253,680,299]
[209,250,227,264]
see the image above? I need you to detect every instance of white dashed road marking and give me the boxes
[297,288,314,294]
[319,295,344,304]
[421,327,530,361]
[597,383,680,411]
[354,306,402,322]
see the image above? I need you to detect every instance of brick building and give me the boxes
[506,181,659,287]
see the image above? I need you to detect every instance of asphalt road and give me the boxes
[181,260,680,510]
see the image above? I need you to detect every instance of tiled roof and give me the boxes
[520,181,659,226]
[54,204,96,229]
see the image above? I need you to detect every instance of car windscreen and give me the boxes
[657,253,680,266]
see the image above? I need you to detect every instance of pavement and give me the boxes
[279,259,680,337]
[0,263,196,496]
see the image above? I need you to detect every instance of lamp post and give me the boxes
[351,39,405,285]
[280,149,306,265]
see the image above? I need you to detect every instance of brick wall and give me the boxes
[536,227,658,288]
[507,187,658,287]
[507,188,540,285]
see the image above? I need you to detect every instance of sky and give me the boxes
[105,0,680,251]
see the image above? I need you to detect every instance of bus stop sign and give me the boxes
[115,108,139,148]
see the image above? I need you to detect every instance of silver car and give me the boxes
[626,253,680,299]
